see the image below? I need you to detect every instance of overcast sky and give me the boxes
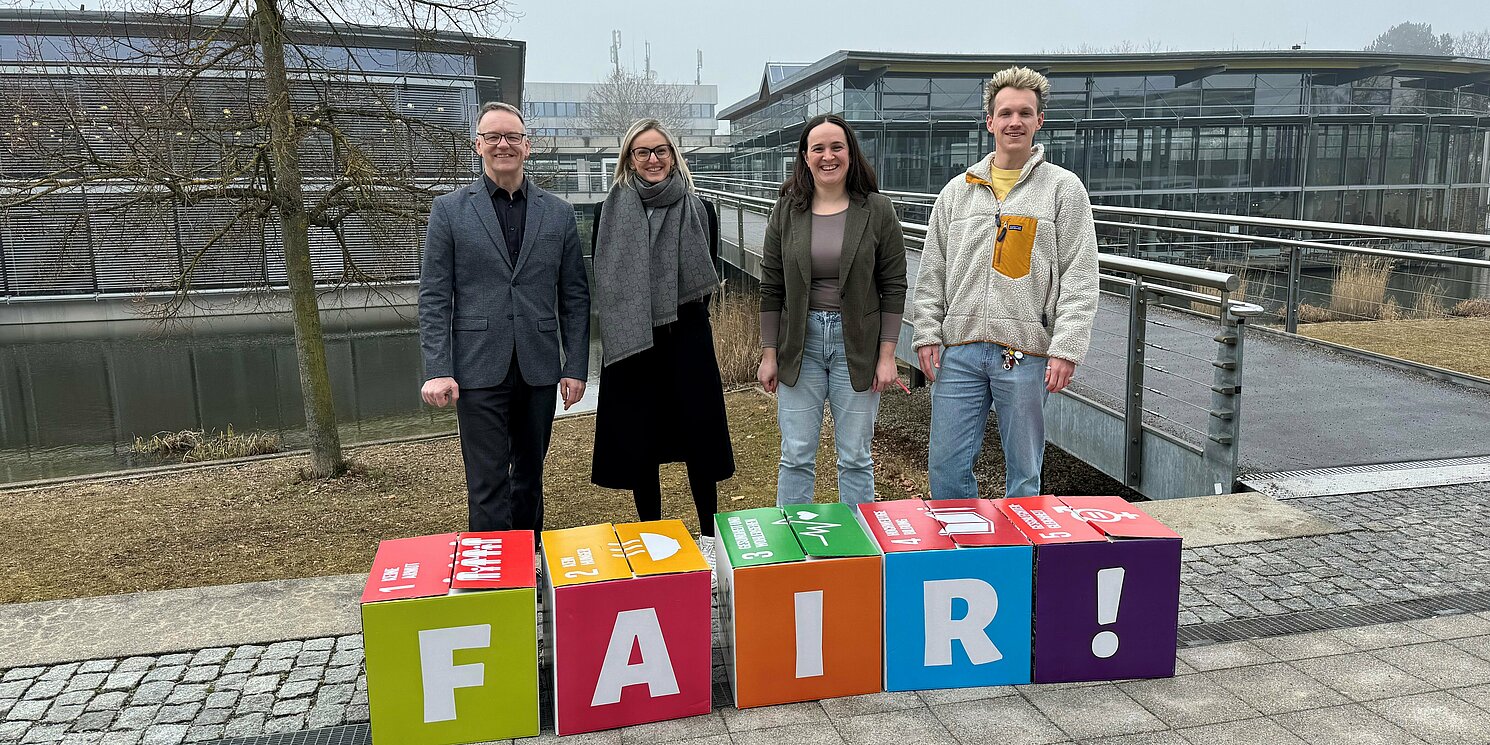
[509,0,1486,110]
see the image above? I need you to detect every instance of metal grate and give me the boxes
[1242,456,1490,499]
[208,724,369,745]
[1178,589,1490,647]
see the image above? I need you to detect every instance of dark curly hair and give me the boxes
[779,114,878,212]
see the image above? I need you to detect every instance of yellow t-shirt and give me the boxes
[989,165,1021,201]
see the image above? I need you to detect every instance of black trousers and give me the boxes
[632,463,720,537]
[454,358,557,533]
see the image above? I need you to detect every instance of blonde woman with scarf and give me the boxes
[591,119,734,570]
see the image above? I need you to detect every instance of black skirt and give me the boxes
[591,300,736,489]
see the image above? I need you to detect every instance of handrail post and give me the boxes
[736,197,745,260]
[1123,277,1148,488]
[1284,244,1302,333]
[1204,301,1252,496]
[1127,227,1139,259]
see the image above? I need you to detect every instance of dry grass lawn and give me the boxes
[1299,317,1490,379]
[0,390,891,604]
[1,384,1135,605]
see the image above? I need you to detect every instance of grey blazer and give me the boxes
[418,176,590,389]
[761,191,907,392]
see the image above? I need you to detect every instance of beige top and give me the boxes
[761,208,901,349]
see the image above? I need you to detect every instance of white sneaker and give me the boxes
[697,535,717,592]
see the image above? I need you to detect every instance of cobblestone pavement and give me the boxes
[3,483,1489,744]
[1178,482,1490,626]
[4,614,1490,744]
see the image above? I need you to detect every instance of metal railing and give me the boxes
[695,181,1266,492]
[695,174,1490,335]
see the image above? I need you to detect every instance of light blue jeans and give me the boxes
[777,310,881,506]
[928,342,1049,498]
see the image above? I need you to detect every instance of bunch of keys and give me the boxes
[1001,346,1024,370]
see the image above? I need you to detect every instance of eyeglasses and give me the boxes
[630,144,673,162]
[477,131,528,145]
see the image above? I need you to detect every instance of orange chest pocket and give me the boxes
[993,215,1038,279]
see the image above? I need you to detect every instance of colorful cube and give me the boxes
[541,520,712,736]
[361,531,539,745]
[714,505,883,708]
[997,496,1182,683]
[856,499,1034,691]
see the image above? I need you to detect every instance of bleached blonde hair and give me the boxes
[612,118,694,192]
[983,66,1051,115]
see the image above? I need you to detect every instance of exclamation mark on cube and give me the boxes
[1091,567,1125,659]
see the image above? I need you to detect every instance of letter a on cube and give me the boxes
[361,532,539,745]
[542,521,712,735]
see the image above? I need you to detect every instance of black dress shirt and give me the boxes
[483,175,528,266]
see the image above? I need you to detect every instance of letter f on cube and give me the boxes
[418,625,491,723]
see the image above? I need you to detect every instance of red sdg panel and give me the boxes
[451,531,536,591]
[924,499,1031,547]
[994,496,1107,545]
[359,533,458,603]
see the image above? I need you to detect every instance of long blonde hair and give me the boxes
[612,118,694,191]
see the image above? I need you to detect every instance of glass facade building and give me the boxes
[722,52,1490,233]
[0,9,524,297]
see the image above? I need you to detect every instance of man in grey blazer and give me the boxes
[418,101,590,533]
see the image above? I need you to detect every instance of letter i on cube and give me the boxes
[713,505,883,708]
[541,520,713,736]
[856,499,1034,691]
[360,531,539,745]
[996,496,1182,683]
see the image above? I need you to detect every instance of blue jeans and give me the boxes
[777,311,881,506]
[928,342,1049,498]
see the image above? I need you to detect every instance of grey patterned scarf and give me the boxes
[595,172,719,365]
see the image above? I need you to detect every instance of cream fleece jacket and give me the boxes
[910,145,1100,364]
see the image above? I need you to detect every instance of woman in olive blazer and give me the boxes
[759,114,907,506]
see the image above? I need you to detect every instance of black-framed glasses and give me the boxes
[630,144,673,162]
[477,131,528,145]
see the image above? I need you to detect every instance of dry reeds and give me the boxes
[711,286,762,384]
[1328,256,1394,321]
[132,426,282,463]
[1450,298,1490,318]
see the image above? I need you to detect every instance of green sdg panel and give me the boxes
[716,507,806,568]
[781,503,879,558]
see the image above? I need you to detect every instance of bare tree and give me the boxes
[580,68,694,137]
[1047,40,1171,54]
[0,0,514,478]
[1454,29,1490,59]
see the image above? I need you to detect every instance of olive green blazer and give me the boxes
[760,191,908,392]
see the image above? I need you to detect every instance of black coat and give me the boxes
[589,198,735,489]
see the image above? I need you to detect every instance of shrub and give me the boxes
[1450,298,1490,318]
[132,426,282,463]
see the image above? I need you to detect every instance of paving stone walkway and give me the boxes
[4,613,1490,744]
[3,482,1489,744]
[1178,482,1490,625]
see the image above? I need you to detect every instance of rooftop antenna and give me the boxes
[696,49,704,85]
[645,41,653,80]
[610,30,621,74]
